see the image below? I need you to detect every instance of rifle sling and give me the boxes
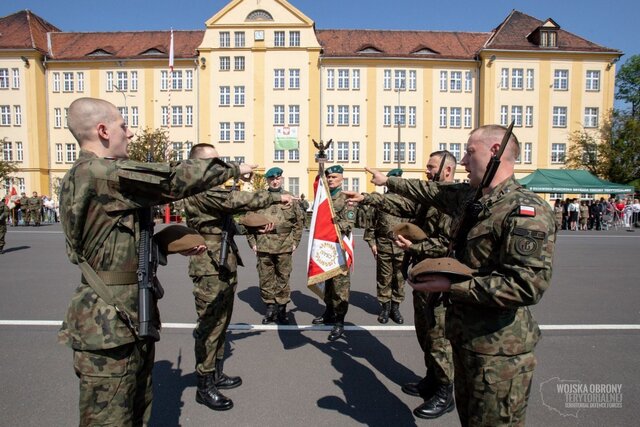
[81,270,138,285]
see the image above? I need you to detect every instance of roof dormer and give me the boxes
[527,18,560,48]
[357,44,382,54]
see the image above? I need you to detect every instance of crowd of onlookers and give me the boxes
[553,197,640,231]
[2,191,59,226]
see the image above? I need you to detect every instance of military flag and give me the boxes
[274,126,299,150]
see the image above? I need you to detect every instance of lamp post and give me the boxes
[113,83,129,125]
[395,81,405,170]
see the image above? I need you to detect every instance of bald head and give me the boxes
[67,98,119,146]
[189,143,219,160]
[469,125,520,162]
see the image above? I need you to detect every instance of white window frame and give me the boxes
[526,69,534,90]
[15,141,23,162]
[337,141,349,162]
[409,106,416,127]
[234,56,245,71]
[185,106,193,127]
[289,69,300,89]
[289,105,300,125]
[52,72,61,92]
[586,70,600,91]
[500,68,509,89]
[439,107,447,128]
[55,143,63,163]
[274,31,285,47]
[352,141,360,162]
[234,31,245,48]
[14,105,22,126]
[352,105,360,126]
[408,142,416,163]
[409,70,417,91]
[383,142,391,162]
[274,69,285,89]
[219,86,230,106]
[220,56,230,71]
[464,71,472,92]
[131,106,139,127]
[383,106,391,126]
[464,107,472,128]
[12,68,20,89]
[327,69,335,90]
[289,31,300,47]
[511,105,523,127]
[77,72,85,92]
[326,105,335,126]
[185,70,192,91]
[450,71,462,92]
[439,71,448,92]
[553,70,569,91]
[337,105,349,126]
[500,105,508,126]
[234,86,245,106]
[219,122,230,142]
[383,69,391,90]
[552,106,567,128]
[449,107,461,128]
[274,105,285,125]
[525,106,533,127]
[353,69,361,90]
[524,142,532,164]
[338,69,350,90]
[219,32,230,48]
[551,143,566,163]
[234,122,245,142]
[512,68,523,90]
[584,107,599,128]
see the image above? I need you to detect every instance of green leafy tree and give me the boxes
[0,138,19,184]
[616,54,640,117]
[127,128,171,162]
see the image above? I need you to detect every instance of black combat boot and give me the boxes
[389,301,404,324]
[214,359,242,390]
[377,302,390,324]
[413,384,455,419]
[312,307,335,325]
[402,375,435,398]
[276,304,289,324]
[196,373,233,411]
[328,314,345,341]
[262,303,277,324]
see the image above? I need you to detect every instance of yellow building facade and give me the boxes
[0,0,621,200]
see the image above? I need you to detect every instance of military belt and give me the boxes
[81,270,138,285]
[201,233,223,242]
[274,226,293,234]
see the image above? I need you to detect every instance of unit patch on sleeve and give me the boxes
[516,205,536,217]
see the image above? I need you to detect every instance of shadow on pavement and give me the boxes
[0,245,31,253]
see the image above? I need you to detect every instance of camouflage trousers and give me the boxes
[30,208,41,224]
[413,290,454,385]
[21,209,30,225]
[192,272,237,375]
[452,347,537,427]
[74,340,155,427]
[256,251,293,305]
[323,271,351,317]
[0,223,6,250]
[375,250,405,303]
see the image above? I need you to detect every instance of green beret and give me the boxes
[387,168,403,177]
[390,223,427,242]
[154,225,205,255]
[265,167,283,178]
[325,165,344,175]
[408,257,475,284]
[240,212,271,228]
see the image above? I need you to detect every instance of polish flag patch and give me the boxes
[518,205,536,217]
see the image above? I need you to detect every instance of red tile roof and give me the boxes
[0,10,60,52]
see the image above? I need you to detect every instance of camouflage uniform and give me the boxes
[184,188,283,376]
[57,150,239,426]
[27,195,43,225]
[246,189,303,307]
[387,176,556,426]
[19,195,29,225]
[0,200,9,252]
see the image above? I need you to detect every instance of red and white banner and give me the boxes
[5,186,18,208]
[306,175,351,298]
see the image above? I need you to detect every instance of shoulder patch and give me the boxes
[516,205,536,217]
[347,210,356,220]
[514,236,539,256]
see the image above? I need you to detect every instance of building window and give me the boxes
[394,106,406,126]
[274,69,285,89]
[500,105,508,126]
[525,106,533,127]
[464,71,472,92]
[161,106,169,127]
[393,142,406,163]
[449,143,462,162]
[408,142,416,163]
[450,71,462,92]
[464,107,472,128]
[14,105,22,126]
[288,177,300,195]
[54,108,62,128]
[65,143,77,162]
[541,30,557,48]
[274,31,285,47]
[526,69,534,90]
[383,142,391,162]
[219,86,230,106]
[353,69,361,90]
[116,71,127,91]
[185,106,193,126]
[0,69,9,89]
[511,105,523,127]
[288,149,300,162]
[524,142,532,164]
[11,68,20,89]
[55,144,63,163]
[337,141,349,162]
[234,122,245,142]
[338,69,350,90]
[220,56,230,71]
[337,105,349,126]
[274,149,285,161]
[185,70,192,90]
[0,105,10,125]
[220,32,230,48]
[552,106,567,127]
[553,70,569,90]
[289,105,300,125]
[586,70,600,91]
[500,68,509,89]
[342,178,349,191]
[15,141,23,162]
[234,86,245,106]
[409,106,416,127]
[171,70,182,90]
[327,69,335,90]
[384,69,392,90]
[326,146,334,161]
[130,71,137,91]
[512,68,523,90]
[352,177,360,193]
[64,108,69,128]
[63,72,74,92]
[52,72,61,92]
[131,106,139,127]
[352,105,360,126]
[289,69,300,89]
[77,72,85,92]
[352,141,360,162]
[551,143,566,163]
[274,105,285,125]
[409,70,417,91]
[172,106,182,126]
[439,107,447,128]
[172,142,184,161]
[159,71,167,91]
[234,31,245,48]
[289,31,300,47]
[584,107,599,128]
[439,71,448,91]
[450,107,461,128]
[395,70,406,90]
[2,141,11,160]
[326,105,334,125]
[383,106,391,126]
[234,56,245,71]
[219,122,230,142]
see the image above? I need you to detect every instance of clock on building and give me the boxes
[254,30,265,41]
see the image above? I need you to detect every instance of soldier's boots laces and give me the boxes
[328,315,345,341]
[402,375,435,398]
[377,302,390,324]
[262,304,277,324]
[214,359,242,390]
[389,301,404,324]
[413,384,455,419]
[312,308,335,325]
[276,304,289,324]
[196,373,233,411]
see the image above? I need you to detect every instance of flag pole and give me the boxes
[164,28,174,224]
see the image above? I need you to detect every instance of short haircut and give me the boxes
[429,150,457,167]
[189,143,216,159]
[470,125,520,160]
[67,97,118,145]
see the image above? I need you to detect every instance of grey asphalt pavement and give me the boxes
[0,224,638,426]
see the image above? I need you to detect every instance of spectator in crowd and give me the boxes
[579,201,590,231]
[568,198,580,231]
[553,199,563,229]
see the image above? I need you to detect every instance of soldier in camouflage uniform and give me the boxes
[363,168,408,325]
[0,198,9,253]
[27,191,43,226]
[184,145,296,411]
[358,125,557,426]
[57,98,252,426]
[19,192,29,225]
[311,165,358,341]
[247,167,303,325]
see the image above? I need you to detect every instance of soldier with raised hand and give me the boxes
[184,146,297,411]
[57,97,255,426]
[363,168,408,325]
[346,125,556,426]
[247,167,303,325]
[0,198,9,253]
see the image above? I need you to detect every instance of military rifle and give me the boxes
[218,177,239,280]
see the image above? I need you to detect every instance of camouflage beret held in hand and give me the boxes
[240,212,271,228]
[409,257,475,283]
[390,223,428,242]
[154,225,205,254]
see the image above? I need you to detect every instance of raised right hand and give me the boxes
[365,167,388,186]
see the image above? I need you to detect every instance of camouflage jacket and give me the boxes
[363,207,408,255]
[27,196,42,209]
[0,203,9,224]
[332,189,358,237]
[387,176,556,355]
[246,189,303,254]
[19,196,29,210]
[58,150,239,350]
[184,188,282,276]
